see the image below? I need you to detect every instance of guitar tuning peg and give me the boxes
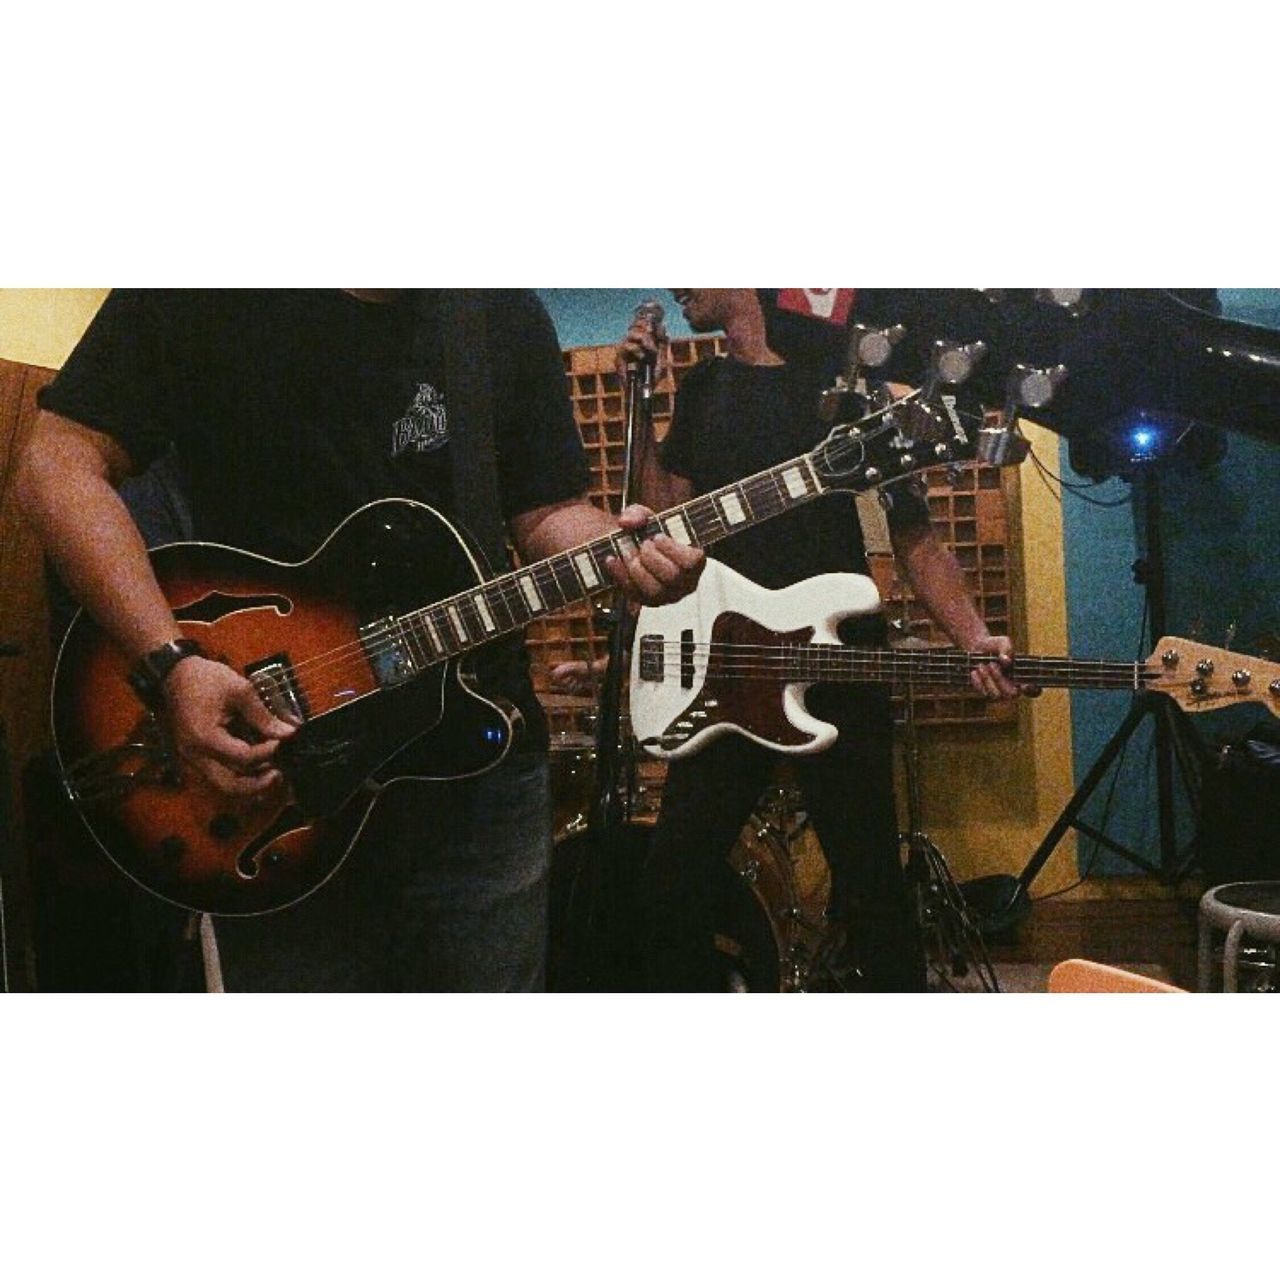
[1035,289,1092,317]
[846,323,906,384]
[1004,363,1069,416]
[923,338,987,401]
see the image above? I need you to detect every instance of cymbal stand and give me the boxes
[897,650,1000,992]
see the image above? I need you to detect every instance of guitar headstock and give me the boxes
[1144,637,1280,718]
[807,311,1071,496]
[807,390,984,496]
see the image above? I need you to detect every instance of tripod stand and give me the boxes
[970,457,1209,935]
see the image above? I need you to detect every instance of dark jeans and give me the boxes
[644,686,926,992]
[212,752,552,992]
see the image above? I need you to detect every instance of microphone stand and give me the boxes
[552,354,654,989]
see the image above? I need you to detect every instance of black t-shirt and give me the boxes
[39,288,590,749]
[661,356,931,592]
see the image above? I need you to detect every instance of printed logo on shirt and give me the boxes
[391,383,449,456]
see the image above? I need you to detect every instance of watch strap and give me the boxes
[128,638,203,709]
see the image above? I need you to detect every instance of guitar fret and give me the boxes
[572,551,602,589]
[399,616,431,667]
[484,581,519,631]
[472,592,497,633]
[717,490,748,526]
[781,465,808,499]
[446,604,469,644]
[549,555,582,603]
[663,512,693,546]
[517,572,545,614]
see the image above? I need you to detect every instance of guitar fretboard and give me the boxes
[391,455,829,666]
[704,644,1152,691]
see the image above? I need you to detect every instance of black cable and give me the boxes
[1028,441,1134,508]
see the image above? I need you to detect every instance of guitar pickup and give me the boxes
[638,634,664,682]
[359,617,419,687]
[245,654,308,722]
[681,629,695,690]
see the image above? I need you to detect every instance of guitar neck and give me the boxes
[393,454,829,664]
[775,646,1149,691]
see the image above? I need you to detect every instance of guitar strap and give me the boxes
[439,289,508,576]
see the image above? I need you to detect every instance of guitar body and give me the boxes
[629,559,884,759]
[52,500,519,916]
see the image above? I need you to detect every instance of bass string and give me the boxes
[638,658,1146,689]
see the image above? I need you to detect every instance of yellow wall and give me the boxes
[0,288,109,368]
[903,419,1079,894]
[0,288,1085,894]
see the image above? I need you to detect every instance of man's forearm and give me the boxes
[16,420,181,661]
[892,524,991,650]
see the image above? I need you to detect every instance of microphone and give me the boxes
[632,301,666,399]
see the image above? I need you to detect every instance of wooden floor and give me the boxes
[982,894,1202,991]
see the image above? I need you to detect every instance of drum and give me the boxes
[729,806,831,992]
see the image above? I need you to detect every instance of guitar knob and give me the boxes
[1270,679,1280,698]
[1161,649,1180,668]
[1196,658,1215,676]
[1190,677,1208,696]
[1232,669,1252,689]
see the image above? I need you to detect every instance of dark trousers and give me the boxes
[212,752,552,992]
[643,687,925,992]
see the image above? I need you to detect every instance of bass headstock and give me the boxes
[1144,637,1280,718]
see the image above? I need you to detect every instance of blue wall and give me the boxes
[1060,292,1280,872]
[538,289,695,349]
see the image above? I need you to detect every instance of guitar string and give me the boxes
[243,412,917,703]
[631,647,1150,688]
[271,414,897,688]
[237,400,978,712]
[635,640,1150,675]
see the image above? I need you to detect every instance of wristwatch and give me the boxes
[128,638,204,709]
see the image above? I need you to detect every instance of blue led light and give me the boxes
[1131,428,1155,449]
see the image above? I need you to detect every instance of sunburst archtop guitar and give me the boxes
[55,390,992,915]
[629,558,1280,759]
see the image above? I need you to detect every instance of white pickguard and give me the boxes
[629,559,883,760]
